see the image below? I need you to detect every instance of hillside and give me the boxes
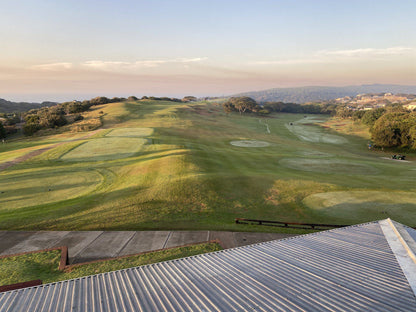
[0,98,57,113]
[232,84,416,103]
[0,99,415,231]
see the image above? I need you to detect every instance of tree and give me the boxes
[0,122,6,139]
[90,96,110,105]
[182,96,197,102]
[361,108,386,127]
[63,101,83,114]
[225,97,259,114]
[23,122,40,136]
[352,110,366,121]
[222,102,236,113]
[335,106,353,118]
[371,112,416,148]
[410,125,416,149]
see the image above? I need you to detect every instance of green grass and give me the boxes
[0,242,222,286]
[0,100,416,230]
[105,127,154,137]
[286,116,348,144]
[304,191,416,223]
[279,158,380,175]
[0,168,102,210]
[60,137,148,161]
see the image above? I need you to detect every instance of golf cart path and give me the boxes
[0,230,296,264]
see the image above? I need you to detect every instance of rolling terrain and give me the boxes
[0,99,415,231]
[0,98,56,113]
[232,84,416,103]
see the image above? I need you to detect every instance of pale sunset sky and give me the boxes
[1,0,415,102]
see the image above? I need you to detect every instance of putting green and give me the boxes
[105,127,153,137]
[0,170,102,210]
[230,140,271,147]
[280,158,379,175]
[61,137,147,161]
[303,191,416,221]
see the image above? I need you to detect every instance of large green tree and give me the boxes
[0,122,6,139]
[361,108,386,127]
[224,97,259,114]
[371,112,416,148]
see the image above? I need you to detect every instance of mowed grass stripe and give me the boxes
[0,168,103,211]
[61,137,148,161]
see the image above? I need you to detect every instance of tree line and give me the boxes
[0,95,198,137]
[21,96,113,136]
[336,104,416,149]
[222,97,337,115]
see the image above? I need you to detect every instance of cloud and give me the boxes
[317,47,416,58]
[30,62,73,71]
[252,47,416,66]
[253,59,326,65]
[82,57,208,71]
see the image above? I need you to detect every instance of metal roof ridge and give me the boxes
[379,218,416,297]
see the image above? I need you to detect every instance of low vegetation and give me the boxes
[0,242,222,286]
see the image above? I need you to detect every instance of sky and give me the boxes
[1,0,415,102]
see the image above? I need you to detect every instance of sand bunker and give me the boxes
[230,140,271,147]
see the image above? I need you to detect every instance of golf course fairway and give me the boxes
[0,99,415,231]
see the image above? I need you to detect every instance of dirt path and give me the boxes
[259,119,271,134]
[0,130,102,171]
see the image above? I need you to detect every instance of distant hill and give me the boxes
[231,84,416,103]
[0,98,57,113]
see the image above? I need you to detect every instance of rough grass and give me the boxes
[0,242,222,286]
[279,158,379,175]
[320,117,371,139]
[303,191,416,224]
[0,144,52,163]
[0,100,415,230]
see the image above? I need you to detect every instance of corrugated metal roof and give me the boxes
[1,219,416,311]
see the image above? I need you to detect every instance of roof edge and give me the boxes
[379,218,416,297]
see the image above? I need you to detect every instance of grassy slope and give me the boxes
[0,243,222,285]
[0,100,415,230]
